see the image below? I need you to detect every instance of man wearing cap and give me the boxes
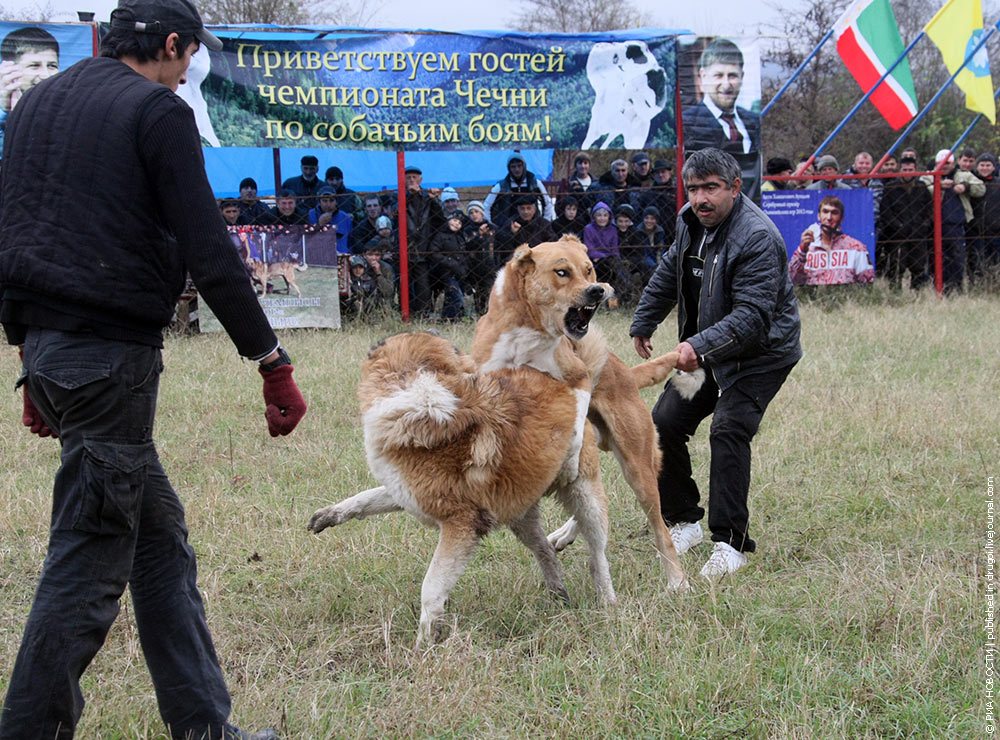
[805,154,848,190]
[494,193,556,264]
[281,154,321,213]
[323,165,363,222]
[402,165,444,316]
[308,185,353,254]
[237,177,274,225]
[566,151,599,214]
[682,38,762,199]
[634,159,676,246]
[0,2,306,738]
[483,152,555,230]
[760,157,794,192]
[629,152,654,189]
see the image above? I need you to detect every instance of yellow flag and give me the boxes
[925,0,996,123]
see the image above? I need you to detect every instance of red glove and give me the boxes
[259,364,306,437]
[17,347,56,439]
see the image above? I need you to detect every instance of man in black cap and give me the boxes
[237,176,274,225]
[0,1,305,737]
[324,165,362,222]
[401,165,444,316]
[634,158,676,247]
[629,151,654,189]
[494,193,556,264]
[280,154,321,212]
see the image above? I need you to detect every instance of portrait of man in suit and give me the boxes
[682,38,762,199]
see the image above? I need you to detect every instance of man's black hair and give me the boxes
[682,148,742,189]
[1,26,59,62]
[100,11,195,63]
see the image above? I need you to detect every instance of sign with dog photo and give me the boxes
[199,226,342,331]
[177,29,682,152]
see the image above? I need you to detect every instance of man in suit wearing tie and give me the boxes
[682,38,761,200]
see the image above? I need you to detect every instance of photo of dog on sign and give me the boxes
[580,40,668,150]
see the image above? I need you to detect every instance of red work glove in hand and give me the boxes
[259,364,307,437]
[17,347,56,438]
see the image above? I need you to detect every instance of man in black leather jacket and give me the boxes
[630,148,801,579]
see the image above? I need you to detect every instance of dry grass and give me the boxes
[0,286,994,739]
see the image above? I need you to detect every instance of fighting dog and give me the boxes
[308,332,618,647]
[471,238,703,591]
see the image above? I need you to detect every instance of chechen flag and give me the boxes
[835,0,919,129]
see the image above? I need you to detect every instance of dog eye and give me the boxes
[554,269,569,278]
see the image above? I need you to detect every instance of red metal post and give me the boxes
[396,151,410,321]
[674,82,684,213]
[932,172,943,295]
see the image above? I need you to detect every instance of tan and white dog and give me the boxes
[471,238,704,590]
[247,259,306,298]
[308,331,617,647]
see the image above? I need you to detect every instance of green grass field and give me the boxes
[0,287,994,739]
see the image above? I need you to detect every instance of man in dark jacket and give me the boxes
[281,154,322,213]
[494,194,557,264]
[630,148,801,579]
[402,165,444,316]
[0,2,304,737]
[483,153,555,229]
[879,156,931,289]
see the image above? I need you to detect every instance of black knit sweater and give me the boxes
[0,57,276,358]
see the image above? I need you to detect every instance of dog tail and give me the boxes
[630,353,707,399]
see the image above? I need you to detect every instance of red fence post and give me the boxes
[396,151,410,322]
[932,172,943,295]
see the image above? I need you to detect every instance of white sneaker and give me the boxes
[668,521,704,555]
[700,542,748,578]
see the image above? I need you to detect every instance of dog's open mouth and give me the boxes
[564,303,599,340]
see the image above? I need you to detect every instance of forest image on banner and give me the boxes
[198,32,678,151]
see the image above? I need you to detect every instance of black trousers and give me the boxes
[1,329,235,739]
[651,363,794,553]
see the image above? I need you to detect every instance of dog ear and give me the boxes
[510,244,535,273]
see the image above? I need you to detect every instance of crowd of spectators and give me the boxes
[763,146,1000,293]
[225,151,679,321]
[220,143,999,323]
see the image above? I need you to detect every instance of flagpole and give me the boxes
[884,24,997,161]
[807,32,925,163]
[950,85,1000,153]
[761,29,834,117]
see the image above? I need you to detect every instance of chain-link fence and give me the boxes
[176,162,998,332]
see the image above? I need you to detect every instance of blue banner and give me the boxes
[188,30,678,151]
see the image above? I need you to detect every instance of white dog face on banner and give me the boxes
[581,41,667,150]
[175,45,221,148]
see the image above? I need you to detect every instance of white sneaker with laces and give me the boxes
[700,542,748,578]
[668,521,704,555]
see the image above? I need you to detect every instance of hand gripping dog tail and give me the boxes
[17,347,56,439]
[259,364,307,436]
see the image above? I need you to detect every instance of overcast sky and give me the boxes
[26,0,788,37]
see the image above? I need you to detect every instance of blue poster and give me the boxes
[763,188,876,286]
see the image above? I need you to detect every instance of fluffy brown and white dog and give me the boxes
[247,259,306,298]
[308,331,617,647]
[471,238,704,590]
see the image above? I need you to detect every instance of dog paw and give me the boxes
[548,517,579,552]
[667,577,692,592]
[307,505,342,533]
